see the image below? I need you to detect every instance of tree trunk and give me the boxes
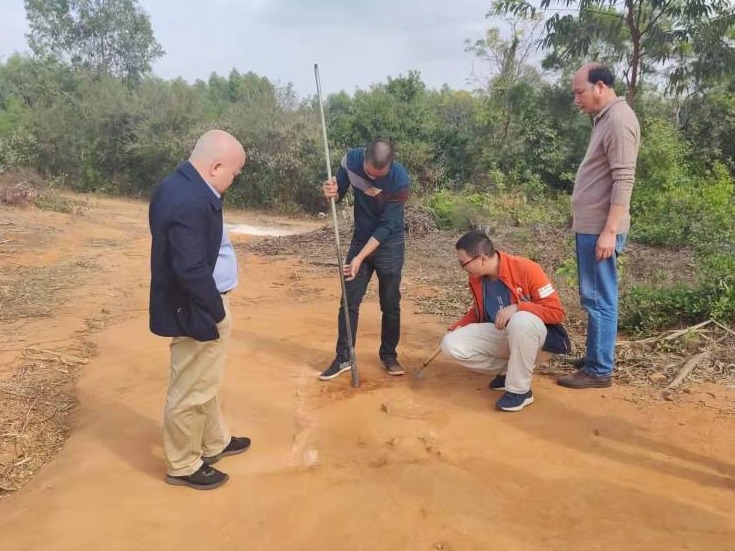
[625,0,641,107]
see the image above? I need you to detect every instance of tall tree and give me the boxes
[466,6,545,91]
[495,0,735,104]
[24,0,164,83]
[466,7,544,144]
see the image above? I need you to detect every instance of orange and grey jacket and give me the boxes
[449,251,570,353]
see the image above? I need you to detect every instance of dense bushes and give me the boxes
[633,119,735,250]
[621,119,735,331]
[622,256,735,331]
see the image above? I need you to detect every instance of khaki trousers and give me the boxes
[163,295,231,476]
[441,311,547,394]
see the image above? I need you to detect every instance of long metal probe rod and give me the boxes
[314,63,359,388]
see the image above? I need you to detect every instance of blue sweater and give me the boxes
[336,148,410,247]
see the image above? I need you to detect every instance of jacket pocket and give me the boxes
[543,323,571,354]
[175,302,220,342]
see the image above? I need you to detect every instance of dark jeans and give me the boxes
[336,240,404,362]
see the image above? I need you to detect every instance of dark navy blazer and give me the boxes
[149,162,225,341]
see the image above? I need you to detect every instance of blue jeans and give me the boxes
[576,233,626,378]
[336,240,404,362]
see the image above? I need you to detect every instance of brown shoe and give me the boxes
[557,370,611,389]
[380,357,405,376]
[564,356,586,369]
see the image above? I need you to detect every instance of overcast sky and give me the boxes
[0,0,495,97]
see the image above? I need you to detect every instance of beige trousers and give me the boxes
[163,295,232,476]
[441,311,547,394]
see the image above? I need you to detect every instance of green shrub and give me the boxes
[0,96,26,138]
[633,119,735,251]
[621,253,735,333]
[555,256,578,290]
[425,189,570,232]
[425,190,482,230]
[0,130,38,169]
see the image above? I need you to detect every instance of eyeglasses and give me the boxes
[459,255,480,268]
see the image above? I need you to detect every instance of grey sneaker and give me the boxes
[380,357,405,376]
[319,358,352,381]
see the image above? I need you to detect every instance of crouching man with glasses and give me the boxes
[441,229,571,412]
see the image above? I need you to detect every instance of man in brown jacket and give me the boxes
[558,64,640,389]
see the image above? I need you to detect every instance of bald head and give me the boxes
[189,130,247,193]
[572,64,617,115]
[365,139,394,171]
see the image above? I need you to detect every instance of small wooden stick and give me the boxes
[711,319,735,338]
[415,344,442,379]
[422,345,442,367]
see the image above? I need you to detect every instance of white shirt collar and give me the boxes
[203,179,221,199]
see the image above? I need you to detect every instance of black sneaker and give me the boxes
[319,358,352,381]
[488,374,506,391]
[380,357,405,376]
[202,436,251,466]
[165,464,229,490]
[495,390,534,412]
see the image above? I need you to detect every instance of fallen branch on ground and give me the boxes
[618,319,732,346]
[668,351,710,388]
[664,320,714,341]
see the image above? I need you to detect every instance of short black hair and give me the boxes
[455,229,496,257]
[587,65,615,87]
[365,139,395,170]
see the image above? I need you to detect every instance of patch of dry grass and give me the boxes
[34,189,89,216]
[0,169,45,208]
[0,169,88,215]
[0,262,95,322]
[0,341,96,497]
[0,253,100,496]
[0,182,40,208]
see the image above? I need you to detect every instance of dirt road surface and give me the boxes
[1,197,733,551]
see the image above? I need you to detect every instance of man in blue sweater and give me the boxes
[319,139,410,381]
